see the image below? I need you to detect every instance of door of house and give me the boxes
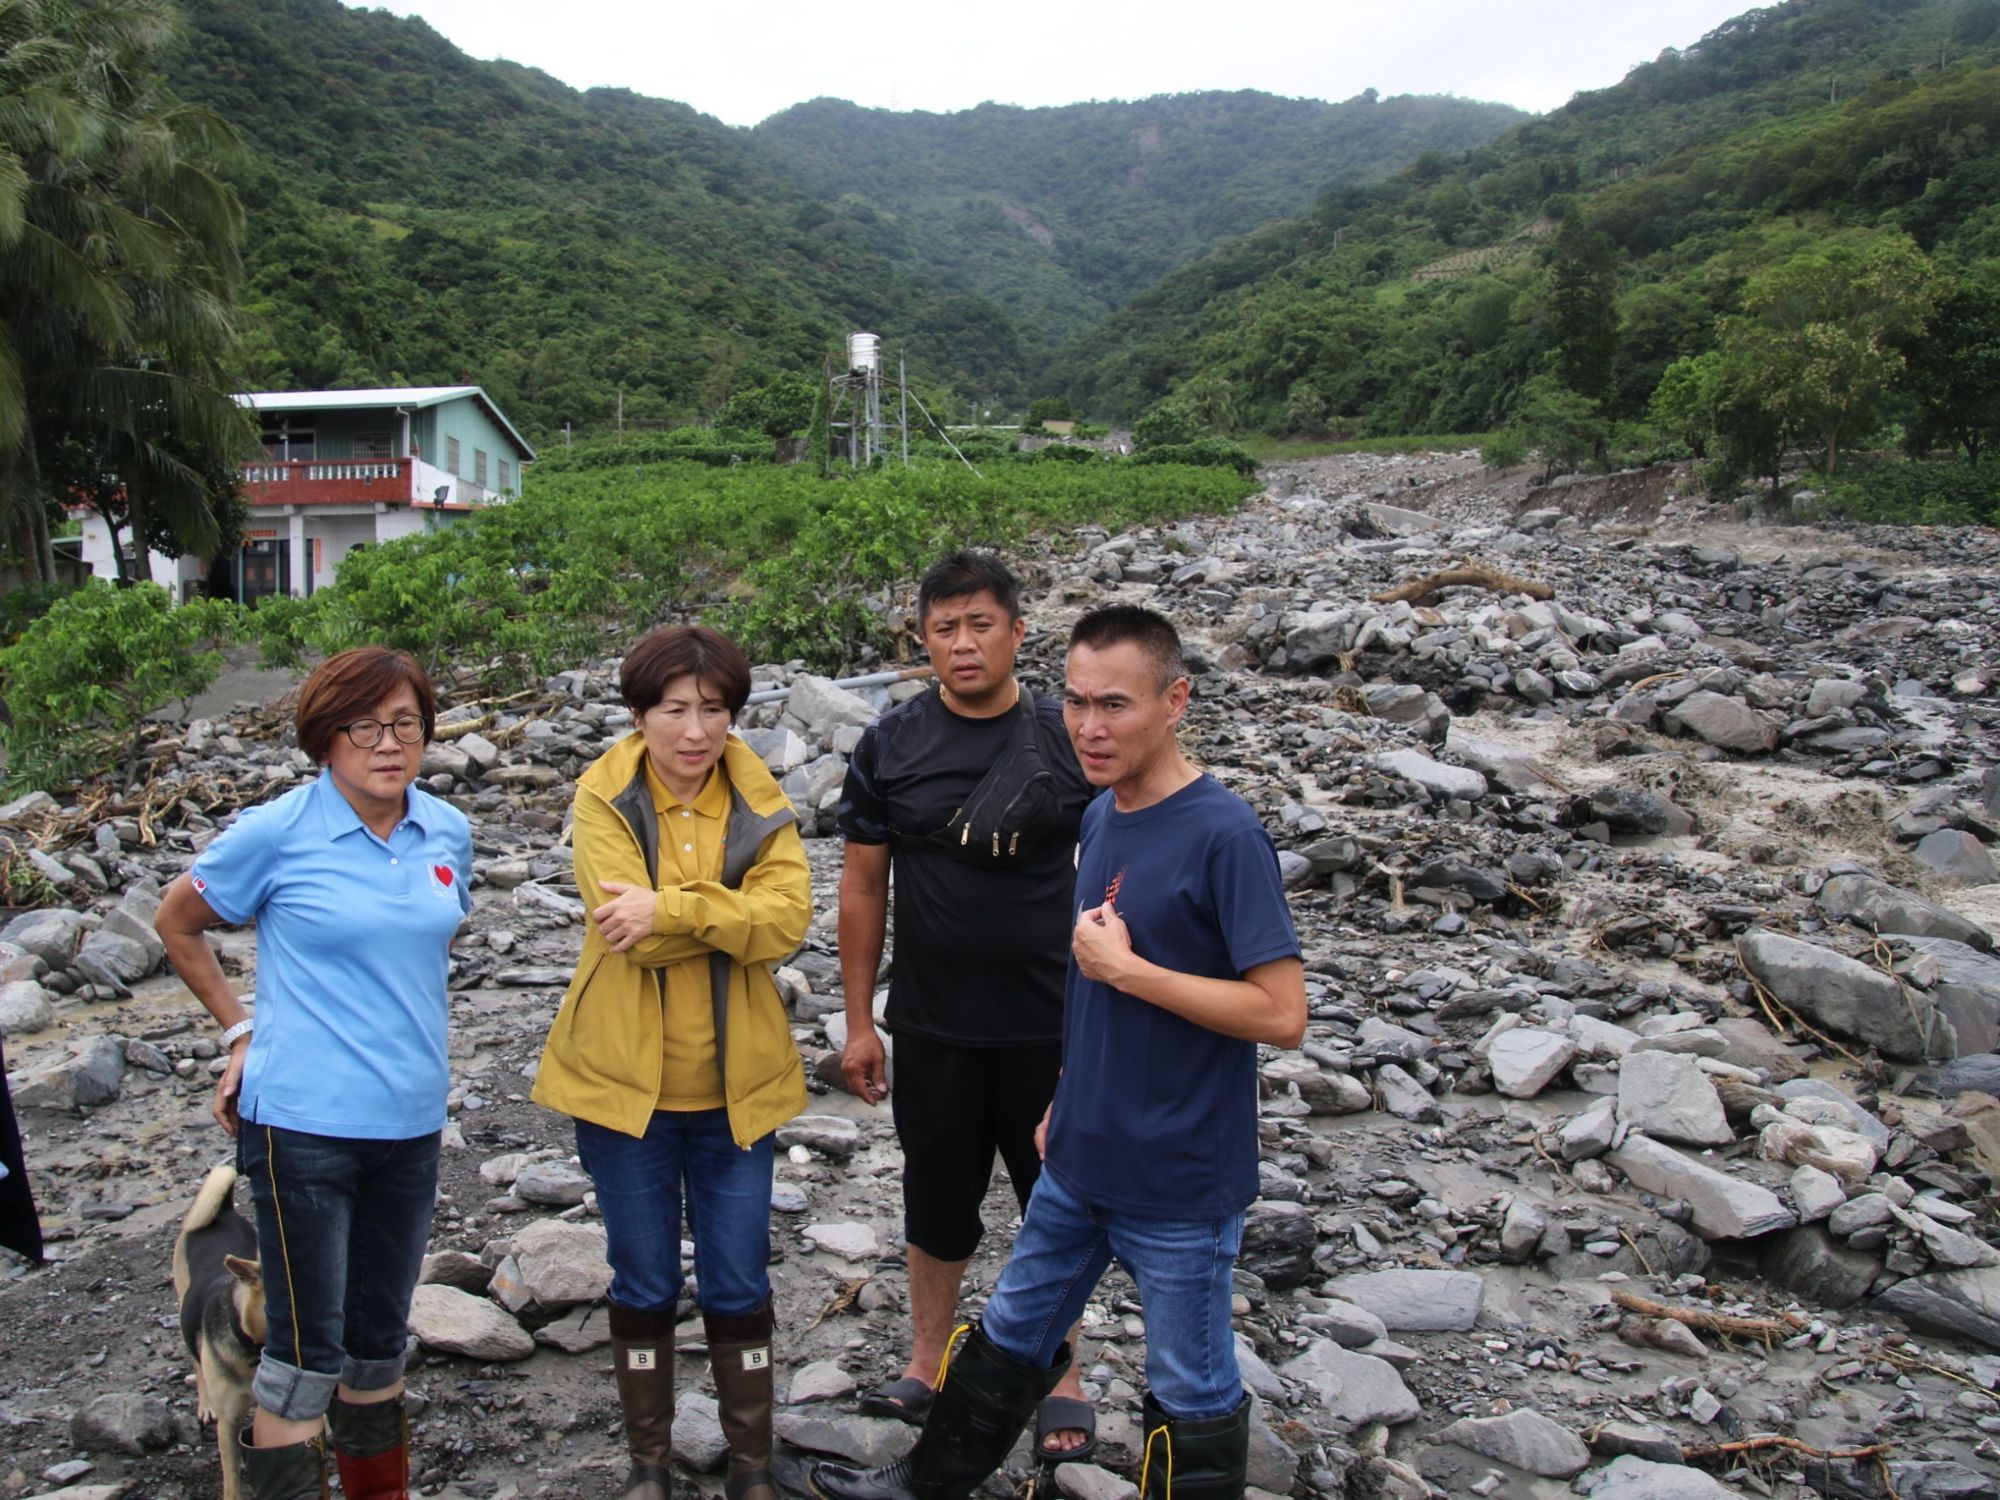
[237,537,291,602]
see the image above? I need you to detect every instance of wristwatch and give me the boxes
[217,1017,254,1049]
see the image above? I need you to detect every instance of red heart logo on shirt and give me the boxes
[433,865,454,887]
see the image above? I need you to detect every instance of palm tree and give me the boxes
[0,0,251,583]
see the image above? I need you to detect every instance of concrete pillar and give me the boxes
[287,511,307,598]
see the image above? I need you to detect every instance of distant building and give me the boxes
[75,386,535,602]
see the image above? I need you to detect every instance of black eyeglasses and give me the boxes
[335,714,427,748]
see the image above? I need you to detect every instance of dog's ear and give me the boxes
[224,1254,263,1288]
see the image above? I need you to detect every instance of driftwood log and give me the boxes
[1609,1289,1804,1339]
[1370,564,1554,607]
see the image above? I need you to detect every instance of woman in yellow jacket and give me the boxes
[533,626,810,1500]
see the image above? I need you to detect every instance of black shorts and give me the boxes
[889,1030,1064,1263]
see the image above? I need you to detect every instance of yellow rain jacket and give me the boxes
[531,732,811,1145]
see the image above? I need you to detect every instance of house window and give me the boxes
[446,436,461,475]
[474,449,488,488]
[354,429,392,459]
[499,460,511,492]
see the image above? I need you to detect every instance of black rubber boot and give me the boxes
[704,1301,777,1500]
[239,1428,328,1500]
[1138,1391,1251,1500]
[809,1323,1068,1500]
[608,1301,678,1500]
[326,1395,409,1500]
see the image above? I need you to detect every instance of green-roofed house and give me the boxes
[75,385,535,601]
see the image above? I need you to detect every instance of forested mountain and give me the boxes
[157,0,1520,441]
[164,0,983,439]
[754,92,1524,353]
[1047,0,2000,436]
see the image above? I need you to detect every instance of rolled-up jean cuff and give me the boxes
[340,1350,409,1393]
[252,1355,340,1421]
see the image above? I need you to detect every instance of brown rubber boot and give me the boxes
[704,1301,777,1500]
[238,1427,328,1500]
[608,1301,678,1500]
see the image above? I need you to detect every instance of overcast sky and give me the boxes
[356,1,1758,127]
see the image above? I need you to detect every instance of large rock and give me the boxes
[1280,1341,1420,1426]
[1758,1226,1880,1309]
[672,1391,729,1472]
[1737,928,1953,1062]
[772,1410,918,1466]
[1873,1267,2000,1351]
[1899,936,2000,1056]
[1617,1051,1733,1146]
[1439,1408,1589,1477]
[512,1160,592,1206]
[1,907,87,968]
[9,1034,126,1111]
[69,1392,175,1455]
[494,1218,611,1312]
[1584,1456,1737,1499]
[1608,1133,1796,1240]
[1239,1199,1316,1290]
[0,979,54,1036]
[1583,787,1696,836]
[407,1284,534,1361]
[1663,691,1780,753]
[1914,830,2000,885]
[1487,1028,1576,1098]
[1362,749,1487,801]
[1818,873,1991,951]
[785,675,879,736]
[1363,502,1444,536]
[1322,1269,1483,1332]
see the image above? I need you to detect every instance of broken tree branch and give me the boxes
[1682,1435,1890,1462]
[1370,564,1554,607]
[1609,1290,1804,1339]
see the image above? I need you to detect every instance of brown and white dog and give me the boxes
[172,1165,266,1500]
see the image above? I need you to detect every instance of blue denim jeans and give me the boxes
[980,1166,1245,1419]
[574,1108,775,1315]
[236,1123,440,1421]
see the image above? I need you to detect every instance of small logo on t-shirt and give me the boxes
[191,875,207,896]
[430,864,457,897]
[1104,866,1127,906]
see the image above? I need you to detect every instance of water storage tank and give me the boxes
[847,332,880,373]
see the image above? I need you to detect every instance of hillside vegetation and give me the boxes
[754,91,1524,354]
[1047,0,2000,498]
[160,0,1518,441]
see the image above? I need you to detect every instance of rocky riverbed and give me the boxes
[4,450,2000,1500]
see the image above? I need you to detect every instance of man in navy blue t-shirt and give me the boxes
[813,606,1306,1500]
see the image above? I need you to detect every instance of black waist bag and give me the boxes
[898,692,1061,865]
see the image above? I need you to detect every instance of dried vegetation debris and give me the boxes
[4,450,2000,1497]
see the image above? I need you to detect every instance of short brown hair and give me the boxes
[620,626,753,718]
[295,647,438,762]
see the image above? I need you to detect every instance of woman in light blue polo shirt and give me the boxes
[156,646,472,1500]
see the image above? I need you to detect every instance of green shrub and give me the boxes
[1029,443,1101,463]
[1,583,242,791]
[0,581,76,646]
[1480,430,1528,468]
[1131,439,1259,476]
[1824,457,2000,525]
[1133,400,1201,451]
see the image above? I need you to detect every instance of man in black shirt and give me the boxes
[835,552,1096,1458]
